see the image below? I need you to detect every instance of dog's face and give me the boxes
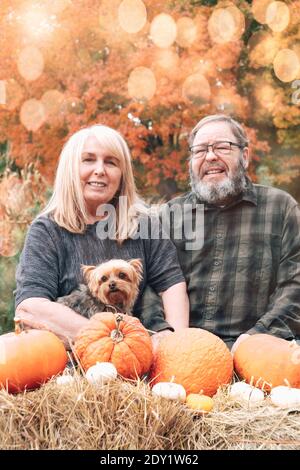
[81,259,143,311]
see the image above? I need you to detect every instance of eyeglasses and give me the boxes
[189,141,245,159]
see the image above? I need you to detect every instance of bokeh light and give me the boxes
[128,66,156,100]
[153,49,180,75]
[176,17,197,48]
[273,49,300,82]
[266,1,290,32]
[254,82,277,114]
[212,88,236,114]
[208,8,237,44]
[18,3,58,41]
[226,5,245,40]
[20,99,46,131]
[182,73,211,105]
[17,46,44,81]
[41,89,64,121]
[0,81,5,105]
[252,0,273,24]
[249,32,280,68]
[48,0,71,15]
[150,14,177,48]
[118,0,147,34]
[0,79,24,111]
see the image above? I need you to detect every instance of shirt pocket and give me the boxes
[237,234,281,288]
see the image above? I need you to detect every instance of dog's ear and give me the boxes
[81,265,96,283]
[129,258,143,281]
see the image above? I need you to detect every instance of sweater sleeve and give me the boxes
[15,217,60,307]
[142,215,185,294]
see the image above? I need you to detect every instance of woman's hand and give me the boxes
[160,281,189,331]
[16,297,89,349]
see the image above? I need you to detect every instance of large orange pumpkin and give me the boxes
[149,328,233,397]
[74,312,153,379]
[0,319,68,393]
[234,334,300,391]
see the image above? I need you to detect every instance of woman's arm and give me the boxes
[16,297,89,349]
[161,281,189,330]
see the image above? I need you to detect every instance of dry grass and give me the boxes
[0,370,300,450]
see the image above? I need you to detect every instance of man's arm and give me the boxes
[246,203,300,339]
[161,281,189,330]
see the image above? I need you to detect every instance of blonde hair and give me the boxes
[39,125,143,242]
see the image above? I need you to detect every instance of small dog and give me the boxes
[57,258,143,318]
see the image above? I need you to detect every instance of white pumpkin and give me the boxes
[152,382,186,402]
[56,375,75,386]
[270,386,300,408]
[230,382,253,398]
[86,362,118,385]
[230,382,264,405]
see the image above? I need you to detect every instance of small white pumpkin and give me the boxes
[230,382,253,398]
[270,386,300,408]
[56,375,75,386]
[230,382,264,405]
[152,382,186,402]
[86,362,118,385]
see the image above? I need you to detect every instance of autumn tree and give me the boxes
[0,0,281,201]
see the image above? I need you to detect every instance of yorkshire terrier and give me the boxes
[56,258,143,318]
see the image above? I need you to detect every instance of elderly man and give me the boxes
[141,114,300,352]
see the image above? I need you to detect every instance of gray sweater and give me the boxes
[15,215,184,332]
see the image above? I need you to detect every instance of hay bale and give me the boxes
[0,371,299,450]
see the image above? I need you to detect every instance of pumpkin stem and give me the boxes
[14,317,22,335]
[284,378,291,388]
[110,313,124,343]
[255,377,262,388]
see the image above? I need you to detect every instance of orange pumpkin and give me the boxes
[149,328,233,397]
[234,334,300,391]
[74,312,153,379]
[0,319,68,393]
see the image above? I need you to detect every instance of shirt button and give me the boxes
[214,261,220,266]
[209,286,215,292]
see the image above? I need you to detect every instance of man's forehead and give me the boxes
[194,122,235,144]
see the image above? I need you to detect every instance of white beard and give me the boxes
[190,159,248,205]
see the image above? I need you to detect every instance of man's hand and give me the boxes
[231,333,250,355]
[151,330,173,354]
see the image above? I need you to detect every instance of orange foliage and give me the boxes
[0,0,297,197]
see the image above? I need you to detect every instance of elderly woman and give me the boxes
[15,125,189,347]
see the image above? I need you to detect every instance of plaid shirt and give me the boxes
[139,179,300,345]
